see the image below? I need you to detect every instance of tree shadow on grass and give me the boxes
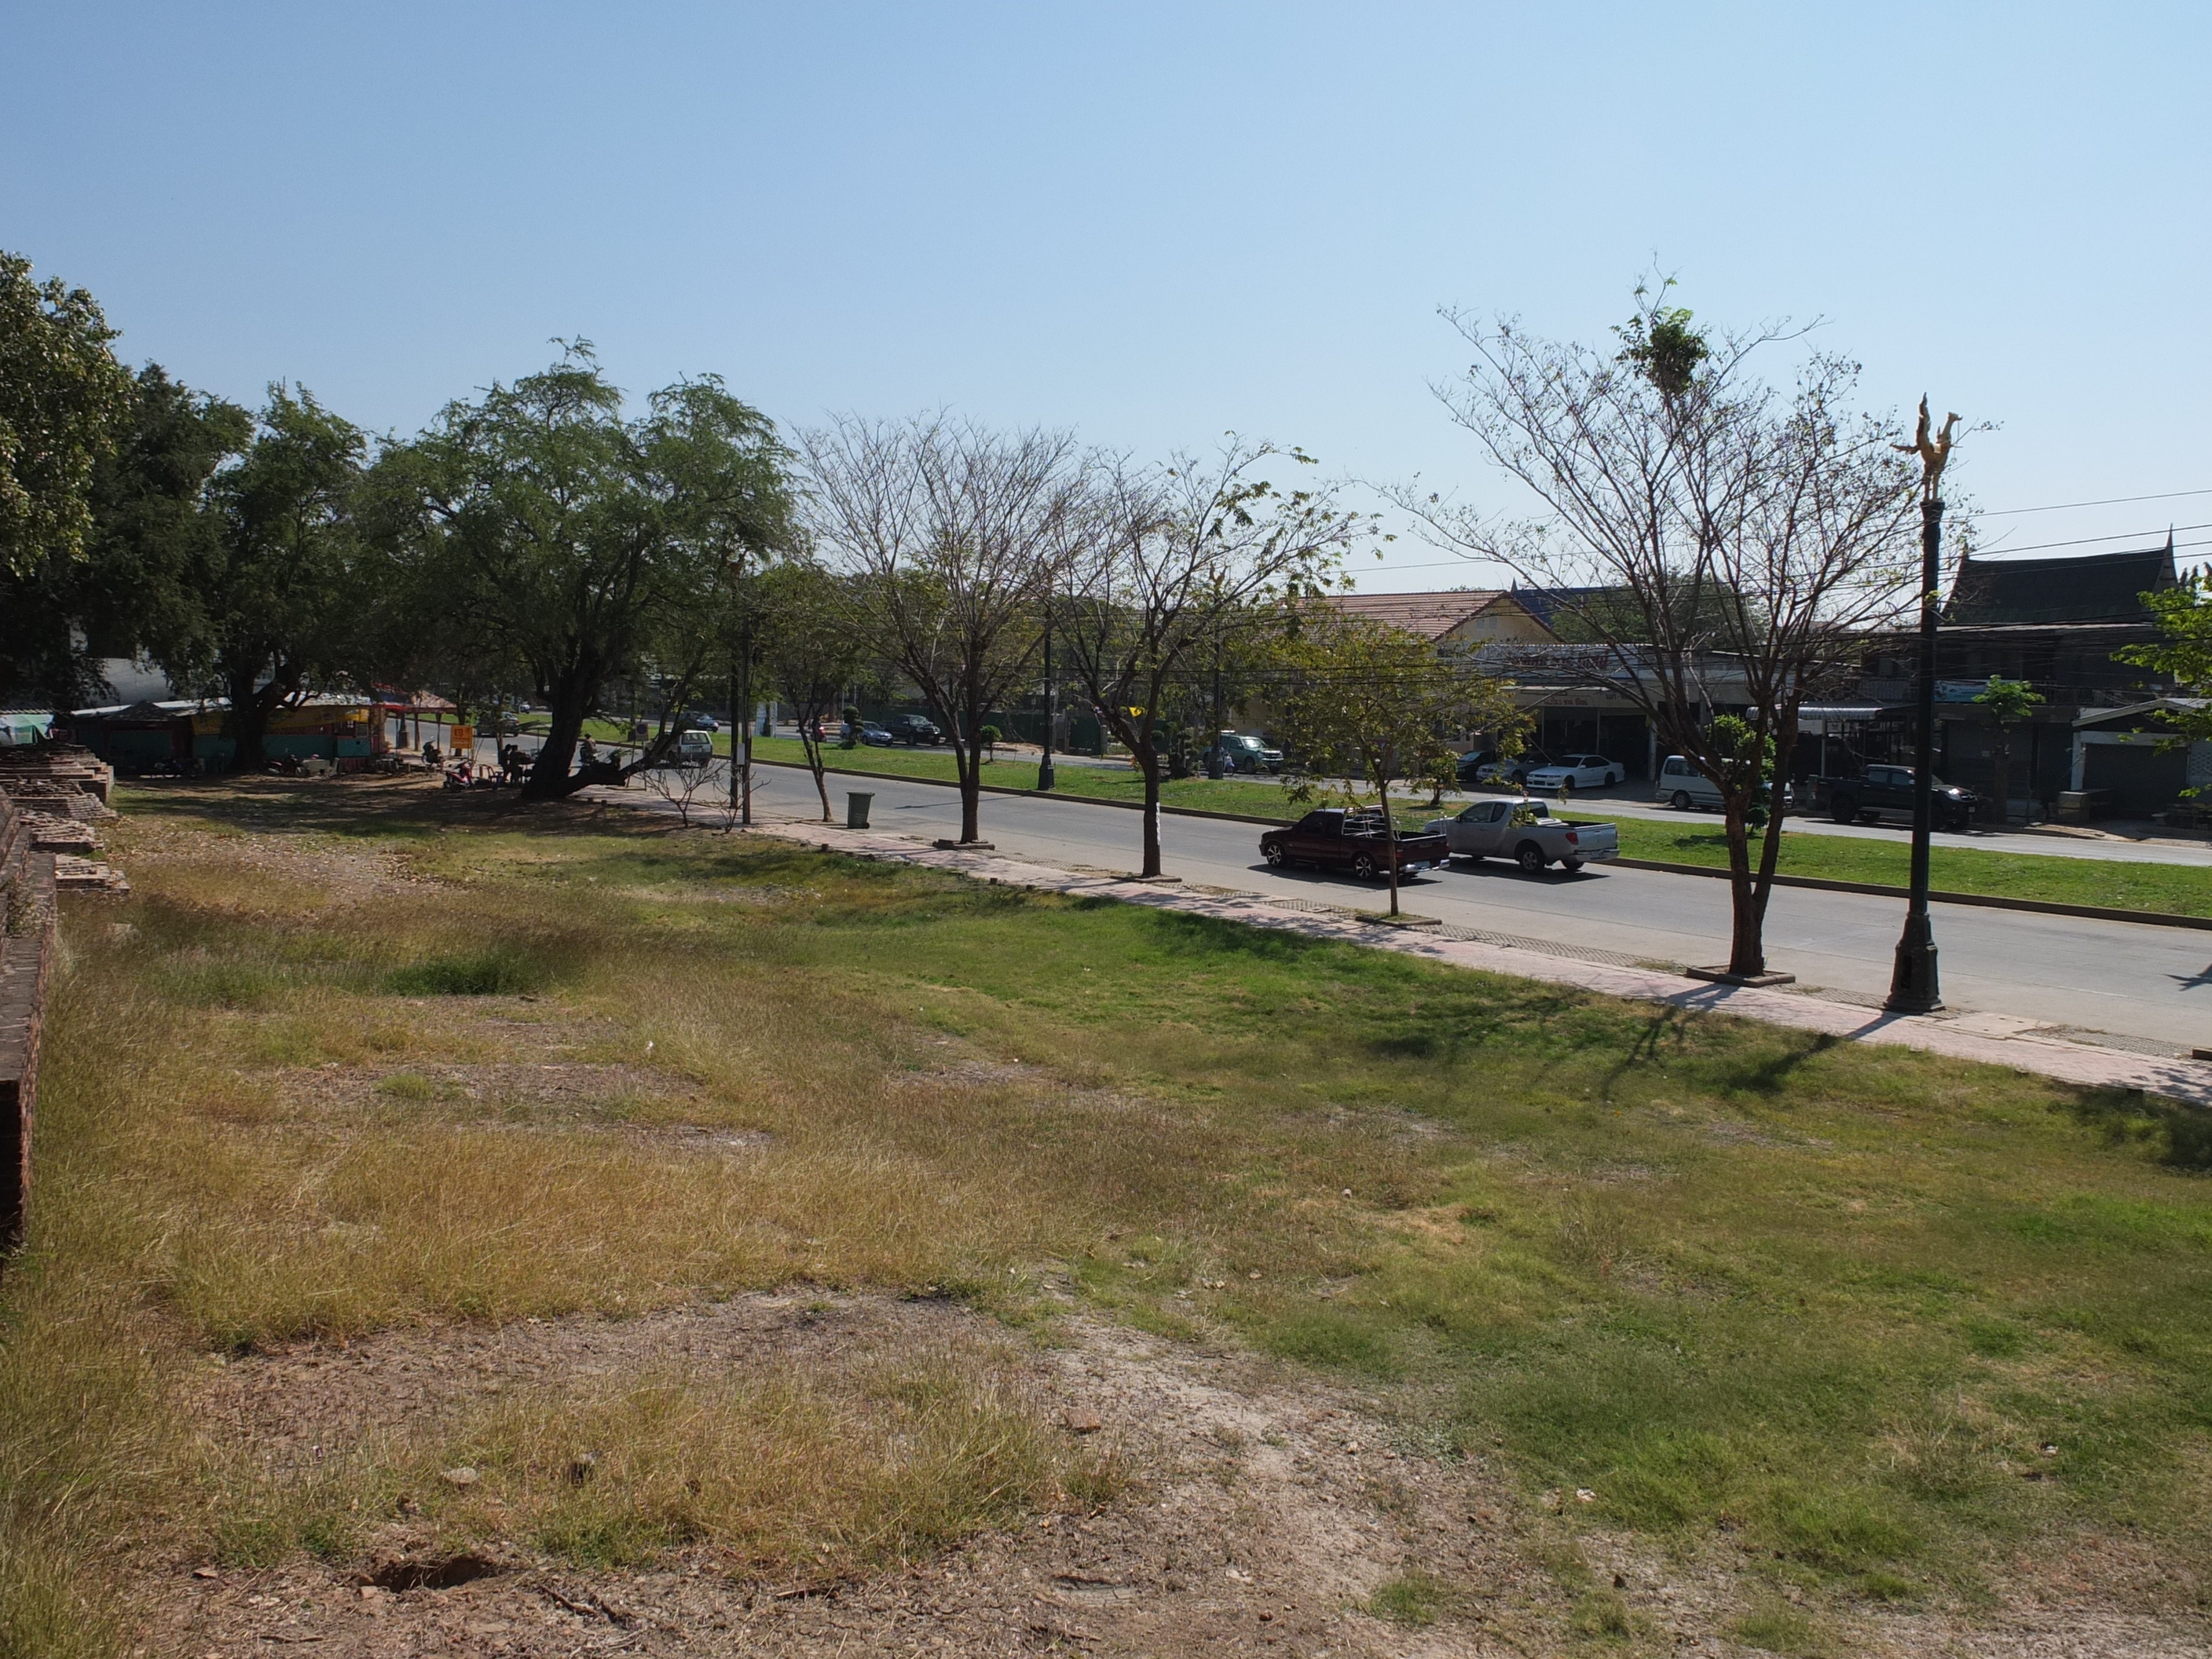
[1703,1031,1840,1099]
[1590,1006,1694,1097]
[1139,906,1335,964]
[119,774,642,844]
[2060,1086,2212,1171]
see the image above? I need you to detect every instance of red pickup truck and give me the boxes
[1259,808,1452,881]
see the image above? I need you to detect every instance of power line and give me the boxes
[1979,487,2212,518]
[1976,522,2210,557]
[1364,526,2207,577]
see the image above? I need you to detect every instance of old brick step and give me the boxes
[52,855,128,893]
[21,815,99,853]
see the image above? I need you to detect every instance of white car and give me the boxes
[1525,754,1624,792]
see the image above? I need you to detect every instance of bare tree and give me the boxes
[641,756,734,829]
[800,415,1084,844]
[1398,288,1921,976]
[757,561,872,821]
[1057,441,1367,877]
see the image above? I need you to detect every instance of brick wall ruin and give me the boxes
[0,745,123,1252]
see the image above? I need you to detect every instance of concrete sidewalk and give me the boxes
[742,815,2212,1109]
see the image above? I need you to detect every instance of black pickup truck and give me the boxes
[1822,764,1980,832]
[1259,808,1452,880]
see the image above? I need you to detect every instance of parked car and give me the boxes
[1525,754,1624,793]
[1656,755,1798,815]
[1460,748,1552,788]
[1425,797,1619,874]
[1822,764,1978,832]
[856,722,897,746]
[673,729,715,766]
[1258,807,1451,881]
[1211,731,1283,774]
[884,712,943,745]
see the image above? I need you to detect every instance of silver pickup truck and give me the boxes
[1423,798,1621,874]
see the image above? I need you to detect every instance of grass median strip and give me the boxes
[1592,815,2212,917]
[7,775,2210,1650]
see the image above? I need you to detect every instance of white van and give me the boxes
[1656,755,1793,813]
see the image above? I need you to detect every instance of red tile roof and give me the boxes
[1310,590,1505,639]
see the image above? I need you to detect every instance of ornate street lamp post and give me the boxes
[1886,400,1961,1015]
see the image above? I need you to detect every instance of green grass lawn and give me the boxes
[9,775,2212,1650]
[1594,815,2212,917]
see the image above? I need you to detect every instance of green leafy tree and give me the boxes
[3,367,255,708]
[377,348,795,799]
[0,251,133,584]
[1273,613,1524,916]
[152,386,369,769]
[1971,675,2044,823]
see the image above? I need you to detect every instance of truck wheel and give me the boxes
[1515,842,1547,875]
[1352,853,1380,881]
[1670,789,1692,811]
[1263,843,1285,867]
[1830,794,1858,824]
[1562,859,1585,873]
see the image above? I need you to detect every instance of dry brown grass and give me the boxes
[210,1328,1115,1581]
[9,775,2212,1657]
[1,786,1161,1653]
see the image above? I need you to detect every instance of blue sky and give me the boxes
[4,2,2206,587]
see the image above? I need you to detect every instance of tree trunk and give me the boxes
[1723,800,1765,976]
[526,695,586,800]
[224,667,270,771]
[1137,742,1163,877]
[1750,726,1797,936]
[952,700,983,842]
[801,730,831,821]
[1990,734,2011,827]
[1380,775,1401,917]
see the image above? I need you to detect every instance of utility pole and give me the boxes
[1885,396,1959,1013]
[1036,602,1057,792]
[738,617,755,826]
[738,650,756,831]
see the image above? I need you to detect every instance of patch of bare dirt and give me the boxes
[284,1060,692,1118]
[119,816,426,907]
[163,1295,1566,1657]
[157,1301,2212,1659]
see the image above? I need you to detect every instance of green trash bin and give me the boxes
[846,791,873,830]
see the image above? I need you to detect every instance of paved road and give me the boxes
[1072,761,2212,869]
[723,763,2212,1053]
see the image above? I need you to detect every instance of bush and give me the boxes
[384,947,547,997]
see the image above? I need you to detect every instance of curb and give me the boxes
[753,759,2212,934]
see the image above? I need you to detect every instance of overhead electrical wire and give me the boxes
[1979,487,2212,517]
[1363,510,2210,576]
